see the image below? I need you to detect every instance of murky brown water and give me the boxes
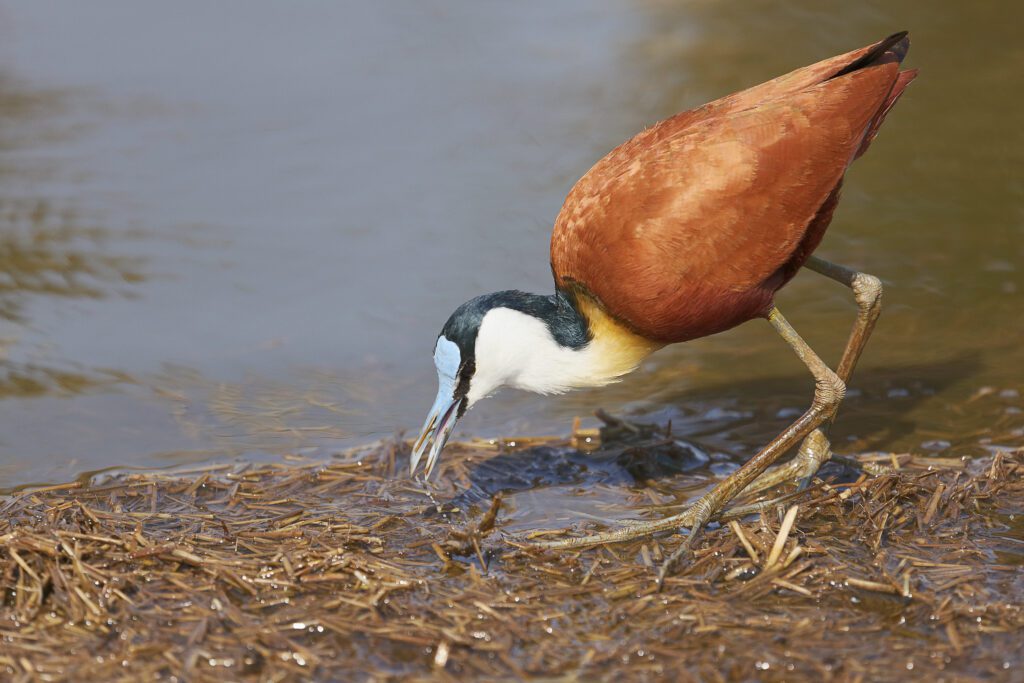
[1,1,1022,491]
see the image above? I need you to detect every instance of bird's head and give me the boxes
[410,290,588,478]
[409,290,661,478]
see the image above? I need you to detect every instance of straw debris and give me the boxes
[1,441,1022,681]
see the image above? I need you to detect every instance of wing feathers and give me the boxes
[551,36,915,342]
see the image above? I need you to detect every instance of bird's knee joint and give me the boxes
[798,429,831,466]
[813,371,845,413]
[852,273,883,314]
[690,496,715,525]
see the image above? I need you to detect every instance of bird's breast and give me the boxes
[573,292,665,373]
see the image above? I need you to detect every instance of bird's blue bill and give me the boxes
[410,388,463,479]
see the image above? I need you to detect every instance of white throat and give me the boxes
[466,307,655,405]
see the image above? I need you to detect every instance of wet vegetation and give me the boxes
[1,429,1021,681]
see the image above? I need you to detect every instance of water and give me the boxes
[1,1,1022,490]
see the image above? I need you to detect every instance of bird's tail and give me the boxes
[834,31,919,159]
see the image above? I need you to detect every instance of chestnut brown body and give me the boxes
[551,33,917,343]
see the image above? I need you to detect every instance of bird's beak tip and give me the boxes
[409,395,462,480]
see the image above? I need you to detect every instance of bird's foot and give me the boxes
[738,430,891,500]
[518,429,879,579]
[514,477,809,556]
[519,497,704,552]
[737,428,831,499]
[656,518,707,588]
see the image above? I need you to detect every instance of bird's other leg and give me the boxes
[656,308,843,580]
[804,256,883,381]
[739,257,883,497]
[528,309,844,565]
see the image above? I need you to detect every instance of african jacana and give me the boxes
[411,33,917,560]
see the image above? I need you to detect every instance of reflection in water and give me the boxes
[0,204,142,324]
[150,365,381,456]
[0,73,144,398]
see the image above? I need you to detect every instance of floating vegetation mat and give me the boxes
[1,438,1022,682]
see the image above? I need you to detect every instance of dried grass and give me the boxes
[1,440,1022,682]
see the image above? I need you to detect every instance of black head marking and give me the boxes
[438,289,591,392]
[440,289,591,358]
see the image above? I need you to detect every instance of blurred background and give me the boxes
[1,1,1022,490]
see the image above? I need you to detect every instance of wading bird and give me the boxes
[410,33,917,563]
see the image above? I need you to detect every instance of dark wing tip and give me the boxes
[832,31,911,80]
[884,31,911,63]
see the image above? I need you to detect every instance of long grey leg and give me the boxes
[741,256,883,496]
[528,307,844,555]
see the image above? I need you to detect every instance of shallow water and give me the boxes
[1,1,1022,490]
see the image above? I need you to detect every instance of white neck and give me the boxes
[466,306,660,405]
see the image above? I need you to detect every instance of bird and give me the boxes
[410,32,917,559]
